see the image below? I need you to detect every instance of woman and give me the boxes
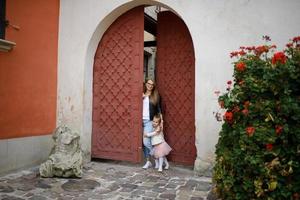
[142,78,163,169]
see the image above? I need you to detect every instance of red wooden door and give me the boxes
[92,7,144,162]
[156,11,196,165]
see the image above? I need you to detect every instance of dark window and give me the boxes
[0,0,6,39]
[144,54,149,79]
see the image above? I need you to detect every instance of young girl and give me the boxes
[144,114,172,172]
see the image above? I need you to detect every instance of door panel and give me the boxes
[156,11,196,165]
[92,6,144,162]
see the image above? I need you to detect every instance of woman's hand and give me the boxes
[160,120,164,131]
[154,127,161,135]
[160,114,164,130]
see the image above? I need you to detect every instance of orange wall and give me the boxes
[0,0,59,139]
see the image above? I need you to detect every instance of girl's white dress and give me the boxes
[150,132,172,158]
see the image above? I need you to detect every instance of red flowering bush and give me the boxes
[213,36,300,199]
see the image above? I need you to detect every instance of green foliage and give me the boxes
[213,36,300,200]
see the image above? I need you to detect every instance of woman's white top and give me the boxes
[143,96,150,120]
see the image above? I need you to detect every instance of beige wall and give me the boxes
[57,0,300,174]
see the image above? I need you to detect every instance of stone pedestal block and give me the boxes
[40,125,83,178]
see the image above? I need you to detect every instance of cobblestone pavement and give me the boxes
[0,160,217,200]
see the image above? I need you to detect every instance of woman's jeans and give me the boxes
[143,119,153,158]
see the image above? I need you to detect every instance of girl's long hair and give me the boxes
[144,78,160,106]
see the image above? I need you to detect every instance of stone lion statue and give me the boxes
[39,125,83,178]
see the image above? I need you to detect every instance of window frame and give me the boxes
[0,0,6,39]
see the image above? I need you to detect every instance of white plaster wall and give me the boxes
[58,0,300,173]
[0,135,52,175]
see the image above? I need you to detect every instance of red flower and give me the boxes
[246,126,255,136]
[286,43,293,48]
[275,125,283,136]
[239,50,246,56]
[230,51,239,58]
[292,36,300,43]
[266,144,273,151]
[227,80,232,85]
[224,111,233,123]
[236,62,246,72]
[255,45,268,56]
[246,46,255,52]
[272,52,287,65]
[242,109,249,116]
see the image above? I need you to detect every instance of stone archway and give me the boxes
[83,0,198,167]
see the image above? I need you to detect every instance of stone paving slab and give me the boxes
[0,160,217,200]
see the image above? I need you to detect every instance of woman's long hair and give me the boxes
[144,78,160,106]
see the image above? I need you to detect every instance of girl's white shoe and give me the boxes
[164,163,169,170]
[142,161,152,169]
[164,157,169,170]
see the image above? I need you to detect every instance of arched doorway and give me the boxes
[92,5,196,165]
